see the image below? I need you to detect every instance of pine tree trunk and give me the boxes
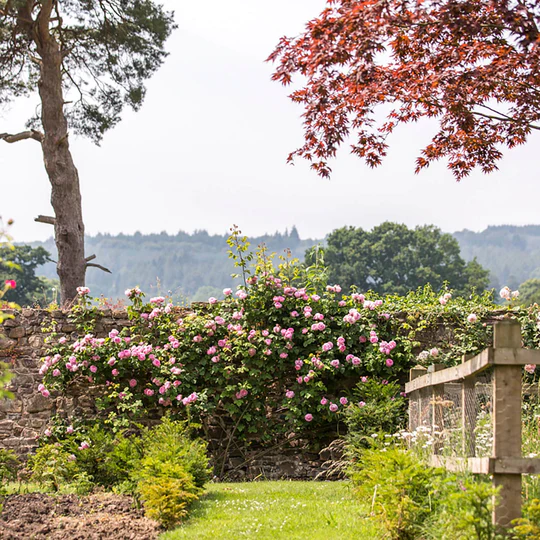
[37,38,86,304]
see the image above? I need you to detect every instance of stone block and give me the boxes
[0,337,16,349]
[25,394,53,413]
[28,335,43,348]
[8,327,26,339]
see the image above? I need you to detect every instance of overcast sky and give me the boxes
[2,0,540,242]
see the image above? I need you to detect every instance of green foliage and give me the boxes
[309,222,490,296]
[32,227,317,301]
[351,446,438,539]
[132,419,209,528]
[0,449,19,495]
[29,444,76,491]
[0,362,14,400]
[0,245,53,306]
[139,418,212,489]
[344,379,406,448]
[66,424,142,489]
[350,445,499,540]
[41,229,516,449]
[519,280,540,307]
[512,499,540,539]
[455,226,540,295]
[0,1,176,143]
[424,477,499,540]
[0,217,19,399]
[138,474,201,528]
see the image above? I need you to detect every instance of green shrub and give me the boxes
[350,443,500,540]
[139,417,211,488]
[138,473,201,528]
[29,443,75,491]
[344,379,406,449]
[512,499,540,539]
[424,476,499,540]
[351,445,438,540]
[70,424,142,489]
[0,448,19,483]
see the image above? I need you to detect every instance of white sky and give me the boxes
[1,0,540,242]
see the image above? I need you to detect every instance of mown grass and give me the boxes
[160,480,382,540]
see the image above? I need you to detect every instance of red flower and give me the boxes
[5,279,16,289]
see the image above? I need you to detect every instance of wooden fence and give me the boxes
[405,319,540,529]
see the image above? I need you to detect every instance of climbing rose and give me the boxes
[467,314,478,323]
[304,413,313,422]
[76,286,90,295]
[525,364,536,374]
[4,279,16,289]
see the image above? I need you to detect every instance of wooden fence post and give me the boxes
[492,320,522,529]
[462,354,476,457]
[428,364,445,454]
[409,366,427,432]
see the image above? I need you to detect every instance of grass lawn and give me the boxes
[160,480,382,540]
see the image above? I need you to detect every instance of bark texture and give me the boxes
[35,18,85,305]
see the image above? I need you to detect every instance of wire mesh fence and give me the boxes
[408,367,494,459]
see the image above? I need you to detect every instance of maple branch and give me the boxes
[471,108,540,130]
[34,215,56,225]
[0,130,44,143]
[86,262,112,274]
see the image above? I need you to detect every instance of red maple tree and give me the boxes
[268,0,540,179]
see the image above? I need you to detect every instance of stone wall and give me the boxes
[0,308,335,480]
[0,308,134,456]
[0,307,507,479]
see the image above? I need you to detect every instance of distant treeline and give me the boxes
[32,227,318,302]
[454,225,540,291]
[30,224,540,302]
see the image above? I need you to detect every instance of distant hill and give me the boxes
[453,225,540,291]
[31,224,540,301]
[32,227,321,302]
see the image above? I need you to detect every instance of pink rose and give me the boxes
[304,413,313,422]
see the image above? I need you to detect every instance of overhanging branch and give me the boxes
[0,130,44,143]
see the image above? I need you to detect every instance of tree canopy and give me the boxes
[1,0,175,142]
[269,0,540,179]
[0,244,55,305]
[306,222,490,295]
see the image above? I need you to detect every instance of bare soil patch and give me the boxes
[0,492,160,539]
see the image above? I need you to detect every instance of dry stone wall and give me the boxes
[0,308,133,456]
[0,308,335,480]
[0,307,507,479]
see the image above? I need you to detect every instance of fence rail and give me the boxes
[405,319,538,530]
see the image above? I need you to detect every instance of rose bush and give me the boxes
[39,231,535,445]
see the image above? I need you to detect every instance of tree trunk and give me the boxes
[37,38,86,305]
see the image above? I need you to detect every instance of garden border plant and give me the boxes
[34,228,540,471]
